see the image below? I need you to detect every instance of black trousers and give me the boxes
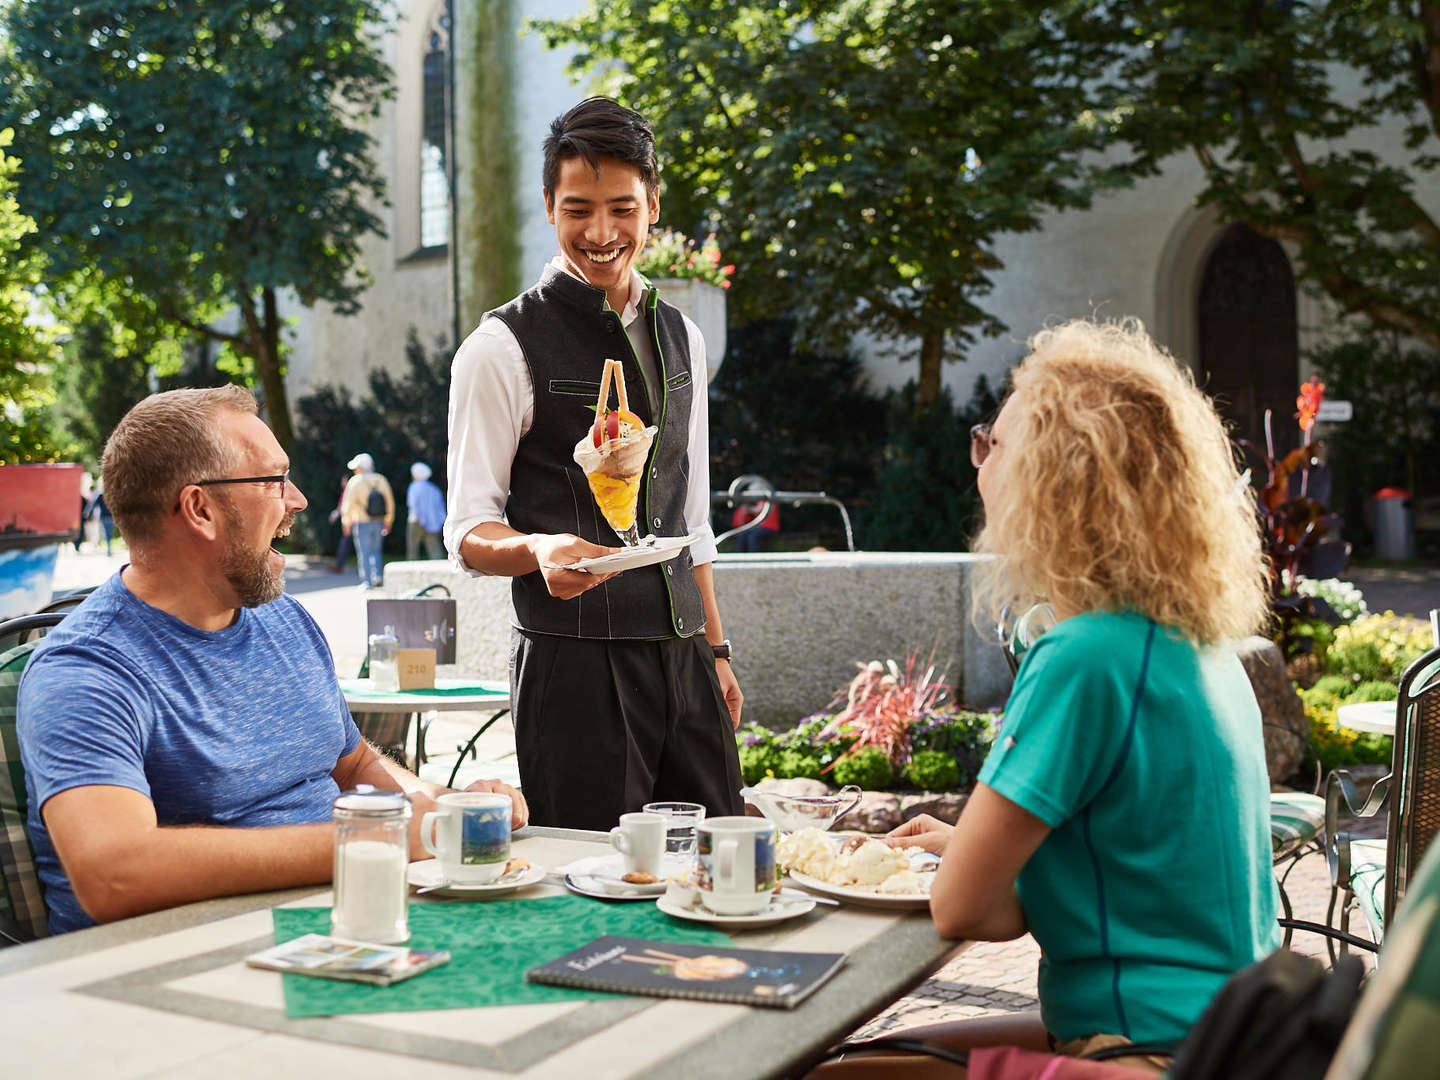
[509,630,745,830]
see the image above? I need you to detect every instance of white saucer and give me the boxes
[559,853,690,898]
[656,894,817,928]
[555,533,701,574]
[407,861,545,899]
[563,873,661,902]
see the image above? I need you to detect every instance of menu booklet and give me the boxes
[526,935,846,1009]
[246,934,450,986]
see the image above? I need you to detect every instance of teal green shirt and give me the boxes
[977,610,1281,1045]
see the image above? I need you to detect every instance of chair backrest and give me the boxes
[1384,644,1440,927]
[1326,834,1440,1079]
[0,612,68,653]
[0,639,49,944]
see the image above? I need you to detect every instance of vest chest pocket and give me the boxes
[547,379,601,397]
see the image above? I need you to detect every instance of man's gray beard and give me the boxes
[218,501,285,607]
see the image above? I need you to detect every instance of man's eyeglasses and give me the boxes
[970,424,993,469]
[173,470,290,512]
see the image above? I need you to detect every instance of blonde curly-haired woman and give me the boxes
[819,318,1280,1078]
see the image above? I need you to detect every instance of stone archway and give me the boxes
[1198,224,1299,454]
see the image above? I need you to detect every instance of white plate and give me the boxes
[552,533,701,574]
[407,861,545,899]
[787,870,932,910]
[656,894,816,928]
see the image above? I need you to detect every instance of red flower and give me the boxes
[1295,376,1325,432]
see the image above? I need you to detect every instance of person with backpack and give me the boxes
[340,452,393,589]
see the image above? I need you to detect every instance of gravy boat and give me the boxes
[740,784,862,836]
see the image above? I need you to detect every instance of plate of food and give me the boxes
[553,533,702,575]
[655,893,817,928]
[778,828,935,910]
[407,858,545,899]
[786,869,932,910]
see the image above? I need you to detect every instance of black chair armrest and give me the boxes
[1324,768,1390,888]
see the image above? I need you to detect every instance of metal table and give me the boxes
[0,827,964,1079]
[339,677,511,781]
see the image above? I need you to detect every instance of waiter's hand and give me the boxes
[715,658,743,729]
[532,533,618,600]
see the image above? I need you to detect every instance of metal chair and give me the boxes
[0,613,69,652]
[1325,643,1440,954]
[0,616,67,945]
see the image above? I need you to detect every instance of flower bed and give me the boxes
[1296,607,1433,772]
[735,654,1000,796]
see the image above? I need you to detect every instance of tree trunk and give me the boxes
[239,287,295,452]
[916,327,944,412]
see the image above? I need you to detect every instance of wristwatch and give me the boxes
[711,639,734,662]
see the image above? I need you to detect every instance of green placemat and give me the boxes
[270,895,728,1018]
[341,684,506,701]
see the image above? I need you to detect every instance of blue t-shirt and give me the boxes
[17,572,362,933]
[977,610,1281,1045]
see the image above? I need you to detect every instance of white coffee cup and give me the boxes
[696,816,778,915]
[609,812,665,877]
[420,792,511,884]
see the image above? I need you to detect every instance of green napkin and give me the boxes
[270,895,729,1018]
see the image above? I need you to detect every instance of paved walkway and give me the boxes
[46,544,1396,1044]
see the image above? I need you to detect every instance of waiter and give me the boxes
[444,97,744,830]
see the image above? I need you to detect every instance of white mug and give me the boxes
[696,816,777,915]
[420,792,511,884]
[609,812,665,877]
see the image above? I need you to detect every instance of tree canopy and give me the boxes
[1109,1,1440,354]
[533,0,1146,408]
[0,0,395,450]
[0,127,70,464]
[537,1,1440,399]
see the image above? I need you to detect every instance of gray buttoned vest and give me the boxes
[486,265,705,640]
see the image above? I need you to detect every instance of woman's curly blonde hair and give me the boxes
[973,318,1268,645]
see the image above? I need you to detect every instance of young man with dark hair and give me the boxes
[445,97,744,830]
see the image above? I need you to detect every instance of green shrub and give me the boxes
[775,750,826,781]
[775,713,854,767]
[1326,613,1433,683]
[832,746,895,790]
[1310,675,1354,698]
[1304,693,1394,775]
[738,743,780,786]
[906,749,960,792]
[911,707,998,787]
[1348,680,1399,703]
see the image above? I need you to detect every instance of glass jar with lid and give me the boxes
[331,785,411,943]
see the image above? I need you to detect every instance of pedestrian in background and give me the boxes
[340,453,393,589]
[405,462,447,561]
[327,474,355,573]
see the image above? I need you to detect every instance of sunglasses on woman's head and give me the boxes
[970,424,993,469]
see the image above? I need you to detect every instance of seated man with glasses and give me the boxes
[16,386,527,935]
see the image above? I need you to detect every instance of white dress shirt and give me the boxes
[444,259,718,573]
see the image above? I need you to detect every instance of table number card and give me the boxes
[396,648,436,690]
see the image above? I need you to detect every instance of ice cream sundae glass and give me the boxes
[572,358,657,546]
